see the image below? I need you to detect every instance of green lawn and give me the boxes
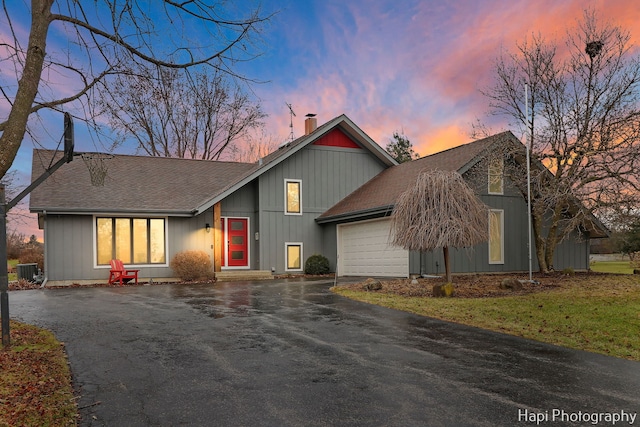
[332,274,640,360]
[590,260,636,274]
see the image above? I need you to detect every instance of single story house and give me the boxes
[29,114,607,285]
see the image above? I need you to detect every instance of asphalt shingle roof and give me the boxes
[318,131,513,221]
[29,150,255,214]
[29,114,396,215]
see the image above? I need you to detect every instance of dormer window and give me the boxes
[488,157,504,194]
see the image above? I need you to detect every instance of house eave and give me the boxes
[30,207,196,217]
[583,220,610,239]
[316,205,395,224]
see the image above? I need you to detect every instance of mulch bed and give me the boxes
[338,271,609,298]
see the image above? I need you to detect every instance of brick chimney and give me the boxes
[304,113,317,135]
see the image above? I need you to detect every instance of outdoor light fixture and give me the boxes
[205,223,211,233]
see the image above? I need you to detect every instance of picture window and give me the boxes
[96,217,166,265]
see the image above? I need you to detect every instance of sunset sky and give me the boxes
[3,0,640,238]
[247,0,640,154]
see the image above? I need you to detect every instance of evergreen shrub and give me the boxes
[304,254,330,275]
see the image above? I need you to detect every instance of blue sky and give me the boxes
[246,0,640,152]
[2,0,639,238]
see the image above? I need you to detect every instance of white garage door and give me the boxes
[338,218,409,277]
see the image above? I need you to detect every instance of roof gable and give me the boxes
[317,131,518,222]
[29,114,396,216]
[192,114,397,214]
[313,128,361,149]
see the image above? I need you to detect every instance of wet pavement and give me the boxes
[9,278,640,426]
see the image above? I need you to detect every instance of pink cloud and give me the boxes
[9,0,640,243]
[416,124,471,156]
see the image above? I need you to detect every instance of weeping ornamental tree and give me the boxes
[390,170,489,285]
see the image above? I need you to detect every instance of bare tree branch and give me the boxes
[96,63,265,160]
[0,0,272,178]
[481,10,640,271]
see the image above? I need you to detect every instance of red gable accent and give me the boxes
[313,129,361,149]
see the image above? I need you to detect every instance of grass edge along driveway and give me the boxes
[332,274,640,361]
[0,321,77,427]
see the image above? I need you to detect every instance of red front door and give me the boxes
[227,218,248,267]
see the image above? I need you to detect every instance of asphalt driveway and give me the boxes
[10,278,640,426]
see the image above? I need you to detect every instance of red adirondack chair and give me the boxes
[108,259,139,286]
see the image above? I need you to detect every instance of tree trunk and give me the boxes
[531,209,550,273]
[531,200,564,273]
[543,205,563,271]
[544,233,558,272]
[0,0,53,179]
[443,246,452,283]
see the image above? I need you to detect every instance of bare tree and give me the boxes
[482,10,640,272]
[0,0,271,178]
[97,64,266,160]
[226,128,281,163]
[0,170,30,225]
[5,230,27,260]
[0,171,19,201]
[390,170,489,284]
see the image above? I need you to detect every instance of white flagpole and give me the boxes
[525,84,533,282]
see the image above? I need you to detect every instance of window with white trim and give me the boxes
[488,157,504,194]
[96,217,166,265]
[285,242,303,271]
[488,210,504,264]
[285,179,302,215]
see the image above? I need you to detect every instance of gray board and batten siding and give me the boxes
[408,162,591,276]
[41,136,389,281]
[256,143,388,274]
[43,196,261,282]
[410,194,590,276]
[42,213,213,282]
[218,180,259,269]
